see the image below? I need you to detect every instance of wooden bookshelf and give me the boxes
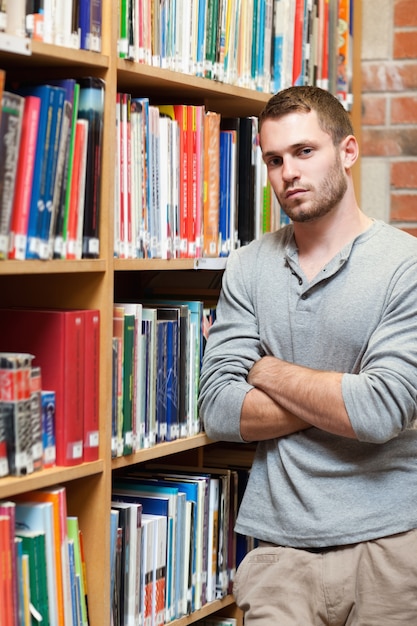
[0,2,362,625]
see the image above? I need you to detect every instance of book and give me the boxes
[16,84,61,260]
[37,85,66,260]
[77,77,105,259]
[0,308,85,467]
[0,352,34,476]
[0,514,15,626]
[110,500,142,626]
[16,529,50,626]
[0,91,24,259]
[54,81,80,260]
[67,516,88,626]
[16,486,72,626]
[82,309,100,462]
[40,390,56,468]
[64,118,89,260]
[15,500,59,625]
[0,501,18,625]
[47,78,76,260]
[29,365,43,472]
[203,111,221,257]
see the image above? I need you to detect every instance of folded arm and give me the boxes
[247,356,356,439]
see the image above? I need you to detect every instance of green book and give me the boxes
[122,311,135,455]
[16,529,50,626]
[67,516,88,626]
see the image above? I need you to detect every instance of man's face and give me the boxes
[260,110,348,223]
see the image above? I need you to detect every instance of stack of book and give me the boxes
[114,97,282,261]
[112,300,203,457]
[1,0,102,51]
[117,0,354,105]
[0,488,89,626]
[0,73,105,262]
[0,307,100,468]
[110,465,251,624]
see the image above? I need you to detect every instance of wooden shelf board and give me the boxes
[0,460,104,500]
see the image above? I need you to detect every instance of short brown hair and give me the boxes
[258,86,354,146]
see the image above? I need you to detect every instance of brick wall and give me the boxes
[361,0,417,235]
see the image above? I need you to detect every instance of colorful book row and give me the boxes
[0,73,105,261]
[111,465,251,624]
[0,488,88,626]
[0,308,100,468]
[1,0,102,52]
[112,301,203,457]
[117,0,354,103]
[114,96,281,260]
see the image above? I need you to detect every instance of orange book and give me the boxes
[203,111,221,257]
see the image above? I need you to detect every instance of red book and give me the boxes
[187,105,197,258]
[292,0,305,85]
[0,514,14,626]
[173,105,188,258]
[8,95,41,260]
[82,309,100,462]
[0,502,17,626]
[0,308,85,467]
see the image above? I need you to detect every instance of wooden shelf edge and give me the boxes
[0,460,105,500]
[114,257,227,272]
[171,595,237,625]
[112,433,216,469]
[117,59,270,100]
[0,258,107,276]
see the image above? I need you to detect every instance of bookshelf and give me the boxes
[0,2,362,625]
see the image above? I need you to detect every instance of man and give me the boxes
[198,86,417,624]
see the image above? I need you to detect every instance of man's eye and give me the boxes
[300,148,313,156]
[267,157,282,167]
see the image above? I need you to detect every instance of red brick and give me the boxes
[394,0,417,27]
[361,95,386,125]
[392,96,417,123]
[394,31,417,59]
[398,227,417,237]
[390,193,417,220]
[362,62,417,92]
[362,128,417,157]
[391,161,417,188]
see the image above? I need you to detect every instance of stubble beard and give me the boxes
[279,155,348,224]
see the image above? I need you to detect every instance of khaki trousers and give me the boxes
[233,529,417,625]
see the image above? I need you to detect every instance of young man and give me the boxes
[198,86,417,624]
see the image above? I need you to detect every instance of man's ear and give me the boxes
[340,135,359,169]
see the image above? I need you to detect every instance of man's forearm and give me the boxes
[247,356,357,439]
[240,386,311,442]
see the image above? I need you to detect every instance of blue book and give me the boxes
[79,0,91,50]
[38,85,66,260]
[196,0,207,77]
[219,131,232,257]
[47,79,76,259]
